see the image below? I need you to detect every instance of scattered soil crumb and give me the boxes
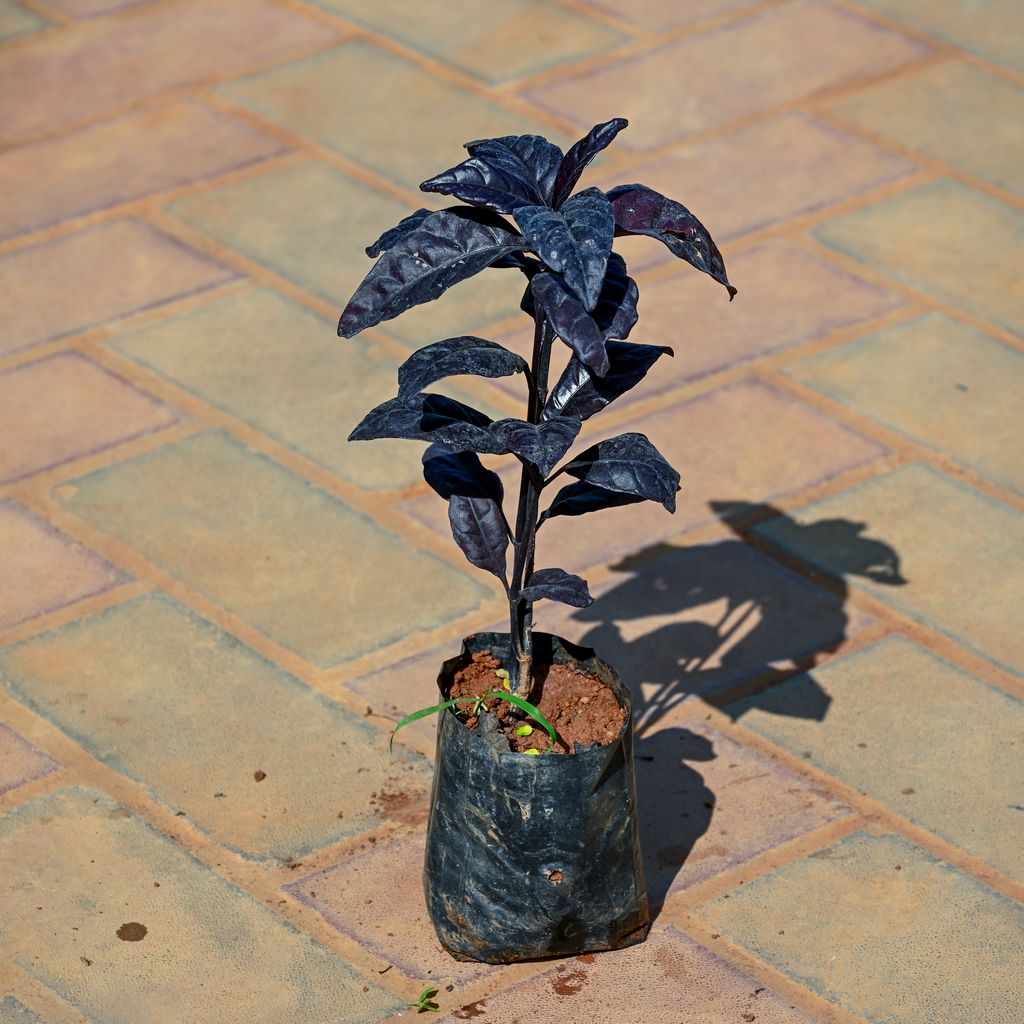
[116,922,146,942]
[254,770,266,782]
[453,1000,486,1019]
[450,651,626,754]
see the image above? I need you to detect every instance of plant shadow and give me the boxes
[568,500,906,910]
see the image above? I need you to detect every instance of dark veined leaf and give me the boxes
[520,567,593,608]
[607,184,736,299]
[397,336,528,400]
[563,432,680,511]
[365,208,432,258]
[590,252,638,341]
[468,133,563,205]
[421,140,544,214]
[530,272,609,376]
[339,208,525,337]
[489,416,581,477]
[543,341,673,421]
[552,117,628,208]
[540,481,644,523]
[449,493,509,582]
[349,393,503,454]
[422,444,503,501]
[514,188,614,310]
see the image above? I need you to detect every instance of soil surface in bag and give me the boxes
[449,650,627,753]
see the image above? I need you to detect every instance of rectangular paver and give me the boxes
[0,101,285,241]
[0,500,127,633]
[730,635,1024,879]
[0,220,235,356]
[0,787,404,1024]
[0,998,48,1024]
[0,353,177,485]
[580,0,762,30]
[0,0,336,139]
[525,0,930,149]
[815,179,1024,336]
[756,463,1024,676]
[0,593,429,860]
[55,431,487,668]
[786,311,1024,494]
[0,723,59,797]
[696,831,1024,1024]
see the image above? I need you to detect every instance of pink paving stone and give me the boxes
[0,501,127,632]
[0,353,178,484]
[0,722,60,796]
[0,0,337,139]
[286,832,501,985]
[0,101,286,241]
[401,380,886,573]
[524,0,931,150]
[580,0,763,30]
[0,220,236,356]
[435,925,817,1022]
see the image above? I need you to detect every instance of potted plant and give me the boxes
[338,118,734,964]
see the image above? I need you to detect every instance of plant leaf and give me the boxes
[469,133,563,205]
[422,444,503,501]
[543,341,673,421]
[541,480,645,523]
[552,117,628,208]
[365,208,432,258]
[521,567,593,607]
[590,252,638,341]
[449,494,509,581]
[489,416,581,477]
[397,336,528,399]
[481,691,558,745]
[563,432,680,511]
[389,697,483,753]
[607,184,735,298]
[530,272,609,376]
[339,208,524,337]
[421,140,544,214]
[349,393,502,454]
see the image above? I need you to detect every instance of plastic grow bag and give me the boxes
[423,631,650,963]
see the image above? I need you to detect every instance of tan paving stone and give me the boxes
[524,0,931,149]
[0,593,429,859]
[0,998,49,1024]
[0,787,404,1023]
[0,220,235,356]
[436,925,817,1022]
[596,112,914,263]
[696,831,1024,1024]
[756,464,1024,676]
[0,101,285,242]
[856,0,1023,71]
[0,0,336,139]
[0,501,127,633]
[815,179,1024,337]
[307,0,624,83]
[730,636,1024,879]
[287,832,496,984]
[221,41,568,191]
[56,431,488,668]
[786,312,1024,494]
[402,380,885,572]
[0,722,59,797]
[831,59,1024,196]
[0,353,177,484]
[579,0,762,30]
[0,0,45,40]
[41,0,150,15]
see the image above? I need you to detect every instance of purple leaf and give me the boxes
[607,184,735,298]
[540,481,644,523]
[422,444,504,502]
[339,208,524,337]
[590,252,638,341]
[489,416,581,477]
[563,432,680,511]
[520,567,593,608]
[468,134,563,205]
[530,272,609,376]
[421,140,544,214]
[365,208,433,258]
[449,494,508,583]
[348,393,503,454]
[552,117,628,208]
[543,341,673,421]
[397,336,528,400]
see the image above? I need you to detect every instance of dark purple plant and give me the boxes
[339,118,734,697]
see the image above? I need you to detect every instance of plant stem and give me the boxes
[508,311,553,696]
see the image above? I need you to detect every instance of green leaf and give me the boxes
[481,691,558,746]
[388,697,481,752]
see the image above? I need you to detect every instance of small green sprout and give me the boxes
[411,986,439,1013]
[516,724,533,737]
[495,667,511,691]
[524,748,541,756]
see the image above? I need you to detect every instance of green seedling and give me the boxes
[524,748,542,756]
[516,724,533,737]
[412,986,439,1013]
[389,691,556,753]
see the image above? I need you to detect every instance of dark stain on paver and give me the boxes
[452,1000,487,1019]
[551,965,588,996]
[116,921,147,941]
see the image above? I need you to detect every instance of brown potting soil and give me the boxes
[449,650,626,754]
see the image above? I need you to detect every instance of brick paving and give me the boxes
[0,1,1020,1021]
